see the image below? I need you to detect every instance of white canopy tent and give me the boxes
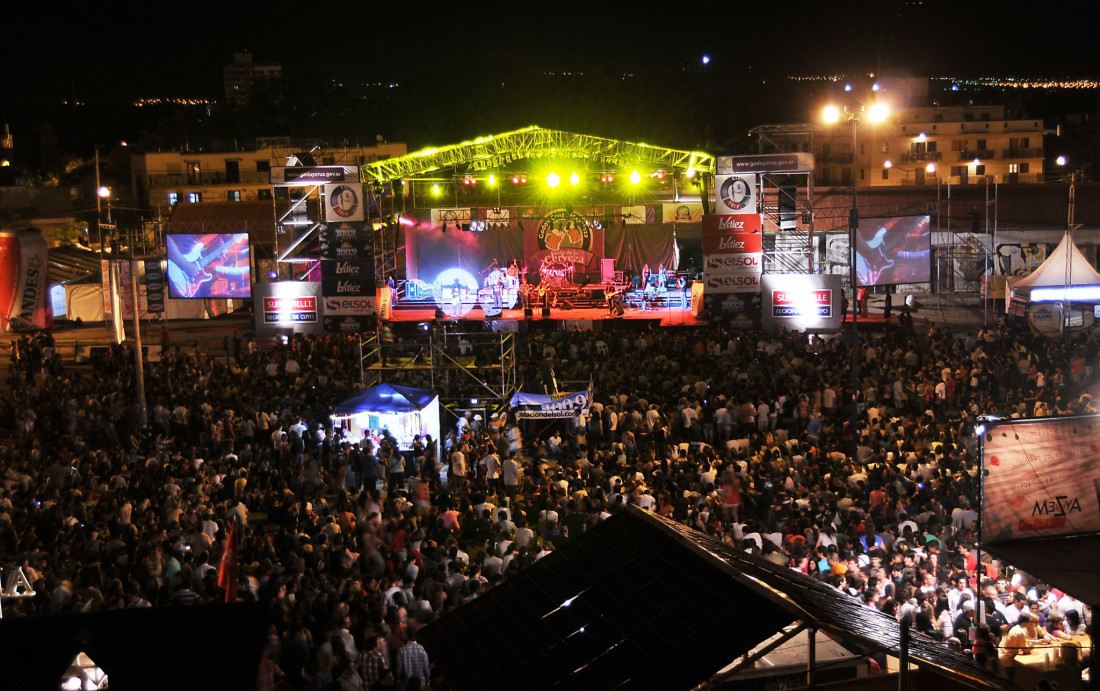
[1005,232,1100,334]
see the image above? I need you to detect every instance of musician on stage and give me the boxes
[641,263,651,289]
[605,282,619,316]
[657,263,667,291]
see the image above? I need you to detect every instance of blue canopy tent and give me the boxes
[331,384,441,463]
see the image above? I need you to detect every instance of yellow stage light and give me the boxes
[546,172,561,188]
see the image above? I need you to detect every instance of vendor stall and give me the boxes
[332,384,441,463]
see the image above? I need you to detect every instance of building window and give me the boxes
[952,140,968,152]
[1020,162,1030,174]
[257,188,273,201]
[225,160,240,183]
[1009,163,1019,174]
[950,166,967,177]
[187,162,201,184]
[228,190,242,202]
[882,168,890,180]
[187,192,202,203]
[927,141,937,152]
[977,139,986,151]
[1021,137,1030,149]
[256,160,271,173]
[975,165,986,176]
[168,192,179,206]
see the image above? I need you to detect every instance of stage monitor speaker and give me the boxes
[562,301,575,310]
[524,307,533,319]
[541,307,551,318]
[434,308,446,320]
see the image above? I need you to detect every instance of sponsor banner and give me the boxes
[319,222,372,244]
[761,274,843,332]
[715,174,757,214]
[320,259,374,282]
[324,183,366,222]
[982,415,1100,542]
[378,285,393,321]
[772,289,832,317]
[270,165,357,186]
[701,215,762,253]
[324,315,373,333]
[322,278,372,297]
[704,253,763,273]
[662,203,704,224]
[320,241,374,261]
[3,230,53,332]
[703,293,762,329]
[717,153,815,174]
[263,295,318,323]
[101,259,113,315]
[0,232,21,329]
[254,282,324,337]
[118,260,134,319]
[431,207,472,230]
[509,389,591,420]
[323,295,377,316]
[703,273,762,293]
[145,259,166,313]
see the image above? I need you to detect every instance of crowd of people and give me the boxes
[1,313,1096,689]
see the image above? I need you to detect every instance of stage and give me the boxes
[388,302,702,328]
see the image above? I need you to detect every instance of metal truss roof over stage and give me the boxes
[359,125,716,183]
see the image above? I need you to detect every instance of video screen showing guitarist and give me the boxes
[166,233,251,299]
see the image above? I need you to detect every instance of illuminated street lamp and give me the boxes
[823,100,889,459]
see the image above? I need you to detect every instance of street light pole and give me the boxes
[825,99,889,461]
[849,120,860,461]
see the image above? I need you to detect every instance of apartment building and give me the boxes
[815,104,1045,187]
[130,140,408,217]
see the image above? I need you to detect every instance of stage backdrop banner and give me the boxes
[662,203,704,224]
[509,389,591,420]
[715,174,758,215]
[602,225,675,277]
[981,415,1100,543]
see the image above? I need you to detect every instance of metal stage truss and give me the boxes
[358,126,716,183]
[359,327,518,416]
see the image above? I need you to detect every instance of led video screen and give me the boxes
[855,214,931,286]
[166,233,252,299]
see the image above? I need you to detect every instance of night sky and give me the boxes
[2,1,1099,157]
[5,0,1098,104]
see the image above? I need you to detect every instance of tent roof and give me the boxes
[332,383,437,416]
[419,506,1018,691]
[1009,232,1100,289]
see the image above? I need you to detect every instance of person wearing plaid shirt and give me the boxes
[357,634,390,689]
[395,628,430,690]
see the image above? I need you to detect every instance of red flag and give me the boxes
[217,518,238,602]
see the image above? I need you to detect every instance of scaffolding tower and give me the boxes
[359,324,519,420]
